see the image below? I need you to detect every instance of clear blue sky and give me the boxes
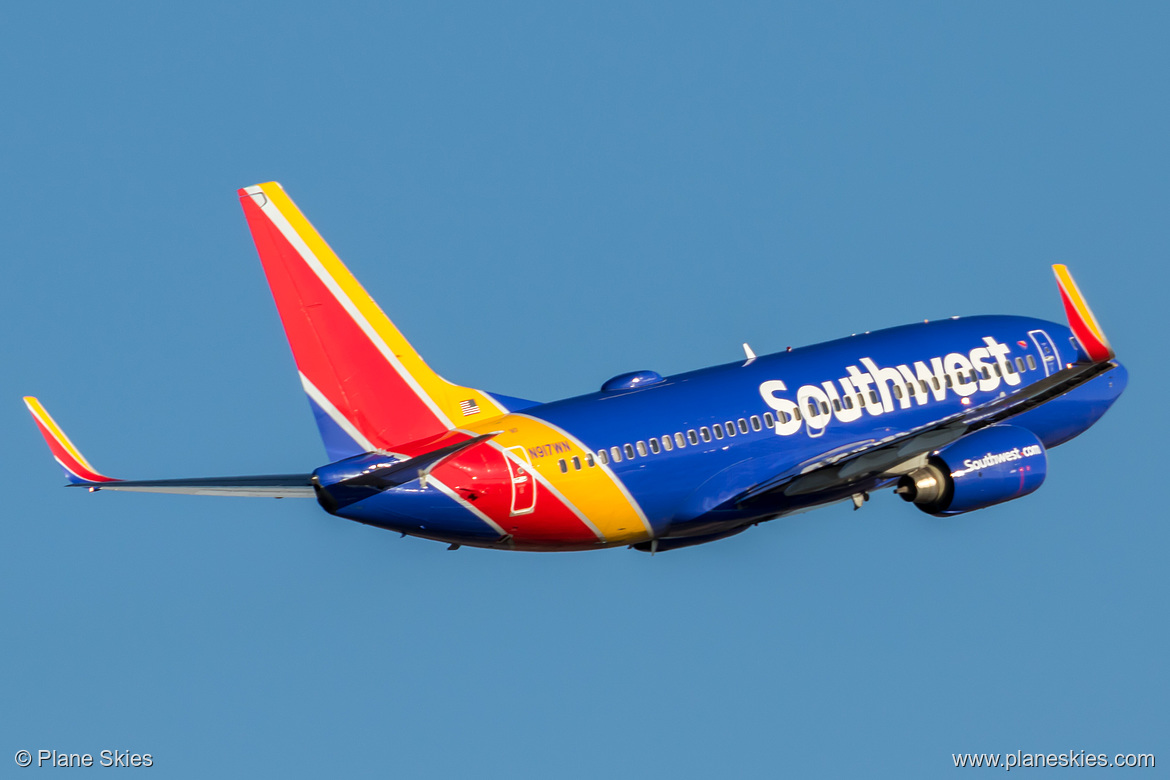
[2,3,1166,777]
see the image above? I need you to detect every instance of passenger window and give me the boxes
[713,425,724,440]
[586,453,595,467]
[688,430,699,445]
[738,418,749,434]
[763,412,775,428]
[661,436,672,452]
[843,396,854,410]
[870,390,880,404]
[1005,360,1015,374]
[893,385,903,400]
[906,383,915,396]
[649,438,660,454]
[981,367,991,380]
[994,364,1002,377]
[832,398,841,412]
[778,411,790,424]
[793,408,802,421]
[932,377,941,390]
[723,422,734,437]
[857,393,866,407]
[945,375,953,387]
[572,456,581,470]
[610,446,622,463]
[676,432,687,447]
[636,441,648,457]
[1026,355,1037,371]
[558,459,567,473]
[700,427,711,442]
[1015,357,1026,372]
[919,380,928,394]
[625,443,636,459]
[808,402,818,416]
[750,415,761,431]
[958,373,967,385]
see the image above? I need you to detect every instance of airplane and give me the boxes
[24,182,1127,553]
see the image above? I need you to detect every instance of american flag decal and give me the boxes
[459,398,481,416]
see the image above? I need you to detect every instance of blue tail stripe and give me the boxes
[306,395,367,461]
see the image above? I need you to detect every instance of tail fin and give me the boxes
[238,182,506,460]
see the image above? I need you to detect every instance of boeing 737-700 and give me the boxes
[25,182,1127,552]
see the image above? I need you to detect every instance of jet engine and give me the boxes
[895,425,1047,516]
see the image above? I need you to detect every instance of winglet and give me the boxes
[23,397,119,484]
[1053,265,1114,362]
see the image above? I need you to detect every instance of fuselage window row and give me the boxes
[590,411,774,468]
[582,349,1039,471]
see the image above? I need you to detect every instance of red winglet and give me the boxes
[1053,265,1114,362]
[23,397,118,484]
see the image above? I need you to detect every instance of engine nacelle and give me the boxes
[895,425,1047,516]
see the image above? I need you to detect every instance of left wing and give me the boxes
[23,397,314,498]
[734,265,1118,509]
[737,358,1116,506]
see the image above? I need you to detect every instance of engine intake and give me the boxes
[896,425,1047,516]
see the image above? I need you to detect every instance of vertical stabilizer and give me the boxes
[238,182,506,459]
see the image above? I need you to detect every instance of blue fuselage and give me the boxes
[325,315,1126,550]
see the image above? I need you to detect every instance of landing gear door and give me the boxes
[505,446,536,516]
[1028,329,1061,377]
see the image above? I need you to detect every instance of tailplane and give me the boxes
[238,182,507,460]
